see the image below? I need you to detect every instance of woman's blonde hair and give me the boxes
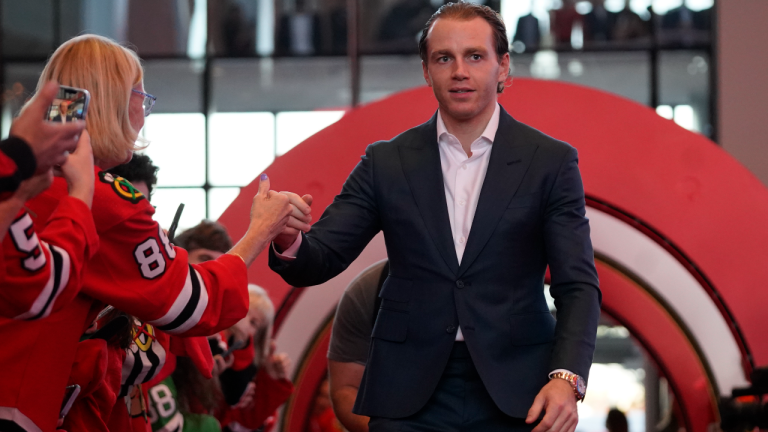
[37,34,144,167]
[248,284,275,367]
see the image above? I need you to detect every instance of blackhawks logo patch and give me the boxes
[99,172,145,203]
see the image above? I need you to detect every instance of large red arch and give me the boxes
[218,79,768,430]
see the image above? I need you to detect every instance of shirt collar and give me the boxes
[437,102,501,145]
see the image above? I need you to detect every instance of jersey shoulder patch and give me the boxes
[98,172,145,204]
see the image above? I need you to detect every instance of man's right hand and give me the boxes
[228,174,310,266]
[9,81,85,174]
[273,192,313,252]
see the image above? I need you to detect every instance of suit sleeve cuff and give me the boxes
[272,234,302,261]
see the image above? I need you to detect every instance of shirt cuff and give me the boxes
[548,369,577,379]
[272,234,302,261]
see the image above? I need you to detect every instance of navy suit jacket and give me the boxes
[269,107,601,419]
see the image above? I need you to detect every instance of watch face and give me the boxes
[576,377,586,395]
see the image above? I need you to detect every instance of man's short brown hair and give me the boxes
[174,220,233,253]
[418,2,510,93]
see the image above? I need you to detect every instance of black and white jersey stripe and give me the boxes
[120,319,167,398]
[14,242,71,321]
[149,265,209,334]
[0,406,43,432]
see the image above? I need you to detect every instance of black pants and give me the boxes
[368,342,536,432]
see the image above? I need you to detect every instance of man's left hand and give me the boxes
[526,378,578,432]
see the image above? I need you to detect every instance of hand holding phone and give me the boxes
[222,339,246,359]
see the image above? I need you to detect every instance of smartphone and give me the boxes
[47,85,90,123]
[167,203,185,242]
[59,384,80,419]
[222,339,246,358]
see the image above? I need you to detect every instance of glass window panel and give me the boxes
[59,0,129,43]
[208,112,275,187]
[212,58,350,112]
[658,51,710,136]
[274,0,347,56]
[673,104,696,131]
[208,0,257,57]
[513,51,651,105]
[151,188,206,232]
[2,0,54,58]
[276,111,345,156]
[357,0,435,55]
[140,113,206,187]
[360,56,426,104]
[126,0,195,57]
[209,187,241,221]
[2,63,45,138]
[144,60,204,114]
[656,105,673,120]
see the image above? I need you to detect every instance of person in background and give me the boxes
[327,260,389,432]
[308,377,345,432]
[605,408,628,432]
[147,223,294,432]
[106,152,158,199]
[513,11,541,52]
[583,0,616,44]
[216,285,294,432]
[551,0,581,46]
[612,0,650,42]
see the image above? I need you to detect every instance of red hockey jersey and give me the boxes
[0,168,249,432]
[0,196,98,320]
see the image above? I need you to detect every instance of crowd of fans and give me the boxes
[0,33,310,432]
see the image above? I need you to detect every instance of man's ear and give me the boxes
[498,52,511,84]
[422,60,432,88]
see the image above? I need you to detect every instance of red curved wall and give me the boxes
[219,78,768,369]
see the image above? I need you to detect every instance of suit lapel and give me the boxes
[399,114,460,275]
[457,110,539,277]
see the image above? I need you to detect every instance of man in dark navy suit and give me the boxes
[270,3,601,431]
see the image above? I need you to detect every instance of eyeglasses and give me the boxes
[132,89,157,117]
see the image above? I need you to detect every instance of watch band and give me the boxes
[549,371,586,401]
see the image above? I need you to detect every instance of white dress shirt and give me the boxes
[436,103,500,340]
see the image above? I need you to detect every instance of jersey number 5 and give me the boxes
[9,214,46,272]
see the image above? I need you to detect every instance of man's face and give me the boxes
[188,248,224,265]
[132,180,150,200]
[422,17,509,123]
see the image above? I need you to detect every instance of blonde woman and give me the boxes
[0,34,311,432]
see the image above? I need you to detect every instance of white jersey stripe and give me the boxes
[149,270,195,327]
[0,406,43,432]
[167,269,209,334]
[13,243,71,320]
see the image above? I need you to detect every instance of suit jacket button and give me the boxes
[456,280,465,288]
[446,325,456,333]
